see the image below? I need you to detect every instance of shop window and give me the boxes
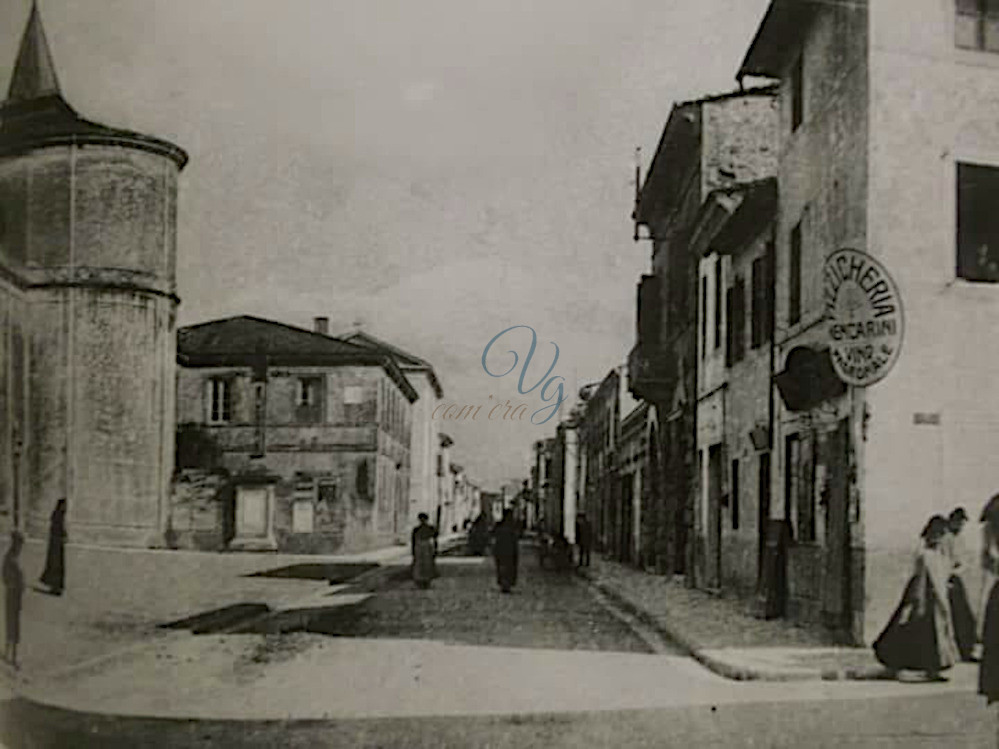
[957,0,999,52]
[957,162,999,281]
[206,377,232,424]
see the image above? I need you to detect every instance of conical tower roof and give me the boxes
[8,2,61,102]
[0,3,187,168]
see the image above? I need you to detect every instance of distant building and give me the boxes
[0,6,187,546]
[173,315,416,553]
[341,329,444,531]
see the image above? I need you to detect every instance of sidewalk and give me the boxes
[579,554,894,682]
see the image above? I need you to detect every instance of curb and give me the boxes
[578,569,887,683]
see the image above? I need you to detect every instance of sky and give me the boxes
[0,0,771,489]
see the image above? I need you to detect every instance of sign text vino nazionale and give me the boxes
[823,248,904,387]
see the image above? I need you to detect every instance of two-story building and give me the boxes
[173,315,417,554]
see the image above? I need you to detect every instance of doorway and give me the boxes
[708,443,723,589]
[757,452,771,588]
[821,419,852,637]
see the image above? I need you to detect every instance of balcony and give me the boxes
[627,341,673,403]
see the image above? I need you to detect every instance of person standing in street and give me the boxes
[493,509,519,593]
[980,496,999,647]
[943,507,977,661]
[575,512,593,568]
[40,498,67,596]
[3,531,24,670]
[411,513,437,590]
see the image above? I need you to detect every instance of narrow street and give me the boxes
[302,541,666,653]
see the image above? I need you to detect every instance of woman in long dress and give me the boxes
[3,532,24,669]
[411,513,437,590]
[978,496,999,706]
[944,507,977,661]
[40,499,67,596]
[874,515,959,681]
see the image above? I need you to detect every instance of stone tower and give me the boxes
[0,4,188,546]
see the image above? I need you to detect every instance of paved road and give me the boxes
[5,540,999,747]
[3,690,996,747]
[304,543,665,653]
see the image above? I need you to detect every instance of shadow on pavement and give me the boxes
[243,563,378,582]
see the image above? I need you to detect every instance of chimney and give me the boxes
[313,316,329,335]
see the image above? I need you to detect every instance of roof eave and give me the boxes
[737,1,813,81]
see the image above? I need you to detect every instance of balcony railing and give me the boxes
[627,341,673,403]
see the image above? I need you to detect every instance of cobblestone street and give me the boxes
[306,543,663,653]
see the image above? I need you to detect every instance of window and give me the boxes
[292,499,315,533]
[957,0,999,52]
[731,459,740,530]
[207,377,231,424]
[789,222,802,325]
[790,53,804,130]
[295,377,324,423]
[957,162,999,281]
[725,287,735,368]
[714,258,723,350]
[732,277,746,364]
[701,274,709,358]
[751,250,773,348]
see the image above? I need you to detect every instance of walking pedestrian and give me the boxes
[39,498,67,596]
[493,509,519,593]
[575,512,593,568]
[411,513,437,590]
[873,515,958,681]
[943,507,977,661]
[3,531,24,670]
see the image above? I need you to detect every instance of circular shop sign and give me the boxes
[823,248,904,387]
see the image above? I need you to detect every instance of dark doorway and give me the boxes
[821,419,852,638]
[757,452,772,588]
[708,444,723,588]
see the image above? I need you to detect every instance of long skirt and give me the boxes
[4,589,20,645]
[874,579,948,673]
[495,554,518,591]
[980,582,999,702]
[949,575,977,661]
[40,536,64,592]
[413,539,436,588]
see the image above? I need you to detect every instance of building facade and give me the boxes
[342,329,444,531]
[0,6,187,546]
[173,315,416,554]
[631,86,779,582]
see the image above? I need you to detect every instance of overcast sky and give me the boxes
[1,0,770,488]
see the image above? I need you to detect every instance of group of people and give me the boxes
[411,509,522,593]
[873,497,999,706]
[3,499,68,670]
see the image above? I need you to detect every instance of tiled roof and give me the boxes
[177,315,419,402]
[342,330,444,398]
[179,316,367,359]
